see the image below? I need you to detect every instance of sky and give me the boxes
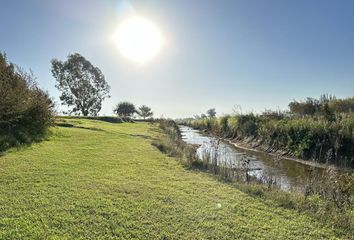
[1,0,354,118]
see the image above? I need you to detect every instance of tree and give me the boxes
[138,105,153,120]
[51,53,110,116]
[114,102,136,118]
[207,108,216,118]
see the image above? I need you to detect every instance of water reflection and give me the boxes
[180,125,325,191]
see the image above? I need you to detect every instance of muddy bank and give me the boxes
[225,138,332,170]
[197,129,352,171]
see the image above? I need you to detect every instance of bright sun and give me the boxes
[115,16,163,63]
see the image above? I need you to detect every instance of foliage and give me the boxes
[218,115,230,137]
[330,96,354,113]
[0,52,54,152]
[51,53,110,116]
[289,97,321,116]
[138,105,153,119]
[206,108,216,118]
[113,101,136,118]
[289,94,354,116]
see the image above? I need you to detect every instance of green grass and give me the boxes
[0,119,343,239]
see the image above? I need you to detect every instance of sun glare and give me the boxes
[115,16,163,63]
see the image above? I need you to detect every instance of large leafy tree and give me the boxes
[51,53,110,116]
[138,105,153,119]
[114,102,136,118]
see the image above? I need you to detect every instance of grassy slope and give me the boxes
[0,119,341,239]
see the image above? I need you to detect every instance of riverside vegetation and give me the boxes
[183,95,354,168]
[0,118,350,239]
[153,119,354,238]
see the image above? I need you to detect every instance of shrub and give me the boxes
[0,53,54,152]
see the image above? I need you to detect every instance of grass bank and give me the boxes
[0,118,348,239]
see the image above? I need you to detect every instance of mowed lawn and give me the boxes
[0,119,341,239]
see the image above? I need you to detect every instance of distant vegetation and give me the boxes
[206,108,216,118]
[0,53,54,152]
[138,105,153,120]
[183,95,354,168]
[114,101,154,121]
[289,94,354,117]
[114,101,136,119]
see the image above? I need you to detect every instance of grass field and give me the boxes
[0,119,344,239]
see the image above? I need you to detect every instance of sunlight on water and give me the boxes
[179,125,320,192]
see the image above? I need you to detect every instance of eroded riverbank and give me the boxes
[179,125,351,192]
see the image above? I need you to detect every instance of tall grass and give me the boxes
[184,113,354,168]
[154,120,257,181]
[152,119,201,168]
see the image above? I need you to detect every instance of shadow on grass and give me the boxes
[58,116,123,123]
[0,133,51,157]
[129,134,156,140]
[55,123,105,132]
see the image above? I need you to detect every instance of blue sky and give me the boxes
[1,0,354,118]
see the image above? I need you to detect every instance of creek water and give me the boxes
[179,125,327,192]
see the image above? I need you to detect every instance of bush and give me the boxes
[0,53,54,152]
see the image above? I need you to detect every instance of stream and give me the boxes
[179,125,328,192]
